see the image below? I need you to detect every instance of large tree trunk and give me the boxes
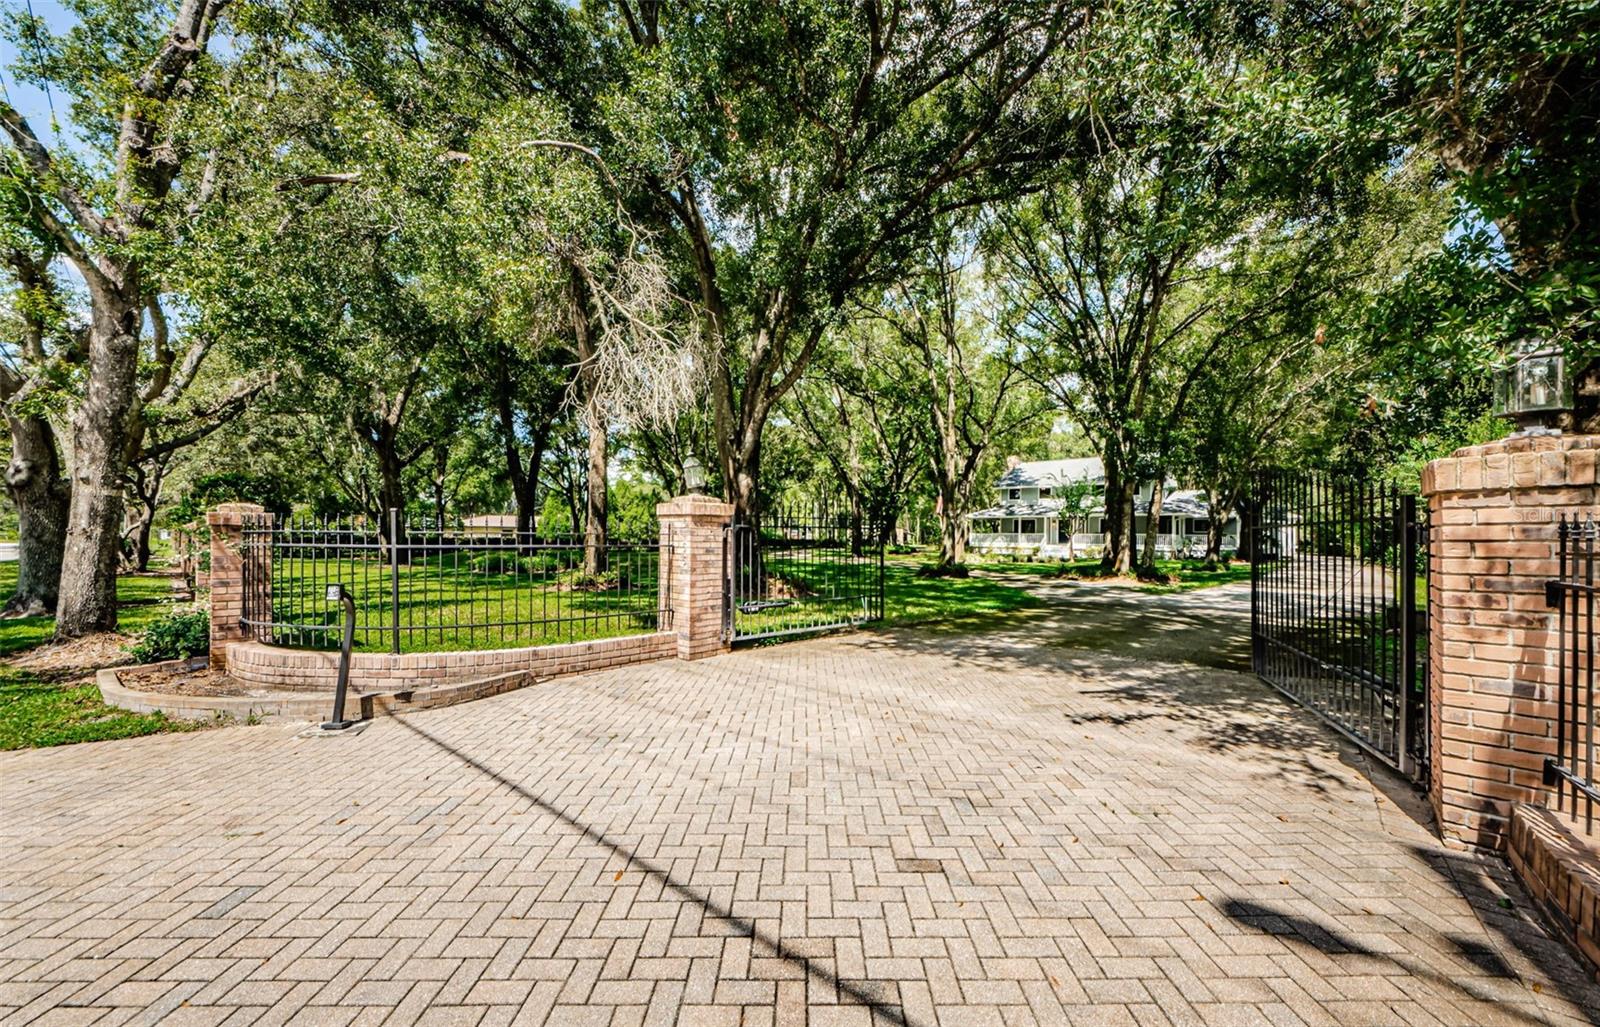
[3,413,69,616]
[847,485,866,557]
[934,479,967,568]
[123,459,166,573]
[1100,461,1136,575]
[431,443,448,529]
[583,409,607,577]
[1205,513,1227,567]
[571,268,608,577]
[55,293,142,638]
[136,514,154,572]
[493,362,554,536]
[1202,485,1234,569]
[1140,477,1165,570]
[724,426,762,530]
[372,433,408,557]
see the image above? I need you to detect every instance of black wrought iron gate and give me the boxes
[724,505,885,643]
[1249,471,1430,777]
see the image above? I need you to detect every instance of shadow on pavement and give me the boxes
[390,714,917,1027]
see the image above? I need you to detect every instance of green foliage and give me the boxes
[169,472,295,525]
[126,607,209,663]
[609,477,665,540]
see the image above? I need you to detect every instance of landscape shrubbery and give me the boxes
[127,607,210,664]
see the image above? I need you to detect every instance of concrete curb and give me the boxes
[97,662,549,723]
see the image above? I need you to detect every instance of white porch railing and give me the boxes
[970,532,1048,548]
[970,531,1239,558]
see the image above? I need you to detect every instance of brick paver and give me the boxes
[4,582,1598,1026]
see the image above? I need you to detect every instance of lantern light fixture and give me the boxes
[1493,338,1570,436]
[682,456,707,495]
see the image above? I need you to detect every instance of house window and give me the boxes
[1038,487,1052,498]
[1190,518,1209,534]
[1158,516,1173,534]
[1008,489,1021,500]
[1019,519,1038,534]
[1089,517,1102,534]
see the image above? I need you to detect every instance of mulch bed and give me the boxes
[10,634,140,683]
[118,663,256,697]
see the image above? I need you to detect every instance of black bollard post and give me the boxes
[321,584,357,731]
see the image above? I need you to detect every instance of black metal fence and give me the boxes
[240,511,671,653]
[724,504,885,643]
[1249,471,1429,776]
[1545,514,1597,833]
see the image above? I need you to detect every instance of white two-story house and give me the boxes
[966,457,1240,559]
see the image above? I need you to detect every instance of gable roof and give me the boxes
[996,457,1104,489]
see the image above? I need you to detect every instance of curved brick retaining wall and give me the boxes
[225,631,678,693]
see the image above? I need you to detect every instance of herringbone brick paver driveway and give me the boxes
[4,583,1598,1026]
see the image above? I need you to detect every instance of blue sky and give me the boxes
[0,0,81,150]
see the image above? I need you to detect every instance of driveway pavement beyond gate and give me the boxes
[3,582,1597,1026]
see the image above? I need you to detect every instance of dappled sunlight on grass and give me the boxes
[881,558,1041,625]
[977,556,1252,593]
[0,568,178,658]
[0,569,194,749]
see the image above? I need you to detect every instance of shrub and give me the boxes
[467,551,521,575]
[127,607,210,663]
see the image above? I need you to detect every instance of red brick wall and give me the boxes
[227,631,678,692]
[206,503,268,670]
[210,493,731,689]
[657,495,735,660]
[1422,434,1599,850]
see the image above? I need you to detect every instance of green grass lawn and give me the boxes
[882,559,1043,623]
[976,556,1253,593]
[0,567,197,750]
[729,552,1042,638]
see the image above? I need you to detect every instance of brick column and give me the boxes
[1422,435,1598,850]
[657,494,734,661]
[206,503,268,670]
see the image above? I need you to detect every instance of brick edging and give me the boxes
[226,632,678,693]
[1508,804,1600,977]
[96,664,331,722]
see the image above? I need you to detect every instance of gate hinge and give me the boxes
[1544,579,1564,609]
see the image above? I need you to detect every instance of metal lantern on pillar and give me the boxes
[1493,338,1570,436]
[682,456,707,495]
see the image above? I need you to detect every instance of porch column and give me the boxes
[657,495,735,661]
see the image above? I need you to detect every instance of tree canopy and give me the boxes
[0,0,1592,620]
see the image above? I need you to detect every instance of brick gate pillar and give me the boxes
[1422,435,1598,850]
[656,494,735,661]
[206,503,268,669]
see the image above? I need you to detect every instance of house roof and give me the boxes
[1153,490,1211,517]
[968,501,1066,519]
[996,457,1104,489]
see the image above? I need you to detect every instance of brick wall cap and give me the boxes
[1425,434,1600,498]
[1458,435,1599,459]
[656,494,735,522]
[207,502,267,526]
